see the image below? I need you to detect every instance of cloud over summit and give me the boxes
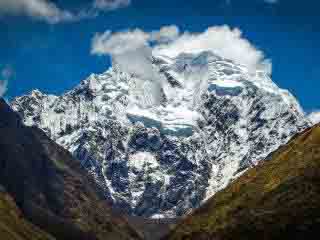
[90,25,272,107]
[91,25,272,73]
[91,29,150,56]
[150,25,180,43]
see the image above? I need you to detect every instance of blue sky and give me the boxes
[0,0,319,113]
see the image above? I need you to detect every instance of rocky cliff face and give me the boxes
[0,98,141,240]
[11,51,310,218]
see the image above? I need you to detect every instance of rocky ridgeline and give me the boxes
[11,51,310,217]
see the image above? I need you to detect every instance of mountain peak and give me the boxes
[31,89,45,97]
[11,52,310,217]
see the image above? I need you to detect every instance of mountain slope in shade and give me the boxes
[0,99,142,240]
[11,51,310,217]
[0,190,55,240]
[165,123,320,240]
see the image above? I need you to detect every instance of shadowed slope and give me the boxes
[0,190,55,240]
[0,98,142,240]
[166,123,320,240]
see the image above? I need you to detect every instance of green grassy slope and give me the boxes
[166,124,320,240]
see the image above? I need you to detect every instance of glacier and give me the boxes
[11,51,310,218]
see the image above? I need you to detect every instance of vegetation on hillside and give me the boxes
[166,124,320,240]
[0,190,55,240]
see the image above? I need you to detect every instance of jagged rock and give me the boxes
[11,51,310,218]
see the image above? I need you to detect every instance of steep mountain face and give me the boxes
[11,51,310,218]
[165,123,320,240]
[0,99,142,240]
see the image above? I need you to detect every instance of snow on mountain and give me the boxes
[11,51,310,218]
[308,111,320,125]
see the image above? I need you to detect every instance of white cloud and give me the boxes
[0,0,77,24]
[308,111,320,125]
[1,65,14,80]
[91,25,271,73]
[93,0,131,11]
[91,25,272,95]
[92,29,158,83]
[114,46,164,107]
[150,25,180,43]
[91,29,150,56]
[0,0,131,24]
[154,25,270,73]
[90,28,174,107]
[91,26,182,56]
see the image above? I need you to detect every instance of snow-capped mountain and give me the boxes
[11,51,310,218]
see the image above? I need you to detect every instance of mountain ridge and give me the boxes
[164,123,320,240]
[0,98,142,240]
[11,50,310,217]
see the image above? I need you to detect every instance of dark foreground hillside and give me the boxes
[0,189,55,240]
[0,98,142,240]
[166,123,320,240]
[127,216,178,240]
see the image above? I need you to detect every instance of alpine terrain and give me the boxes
[0,98,142,240]
[165,123,320,240]
[11,51,310,218]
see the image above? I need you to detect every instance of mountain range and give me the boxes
[1,96,320,239]
[11,51,310,218]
